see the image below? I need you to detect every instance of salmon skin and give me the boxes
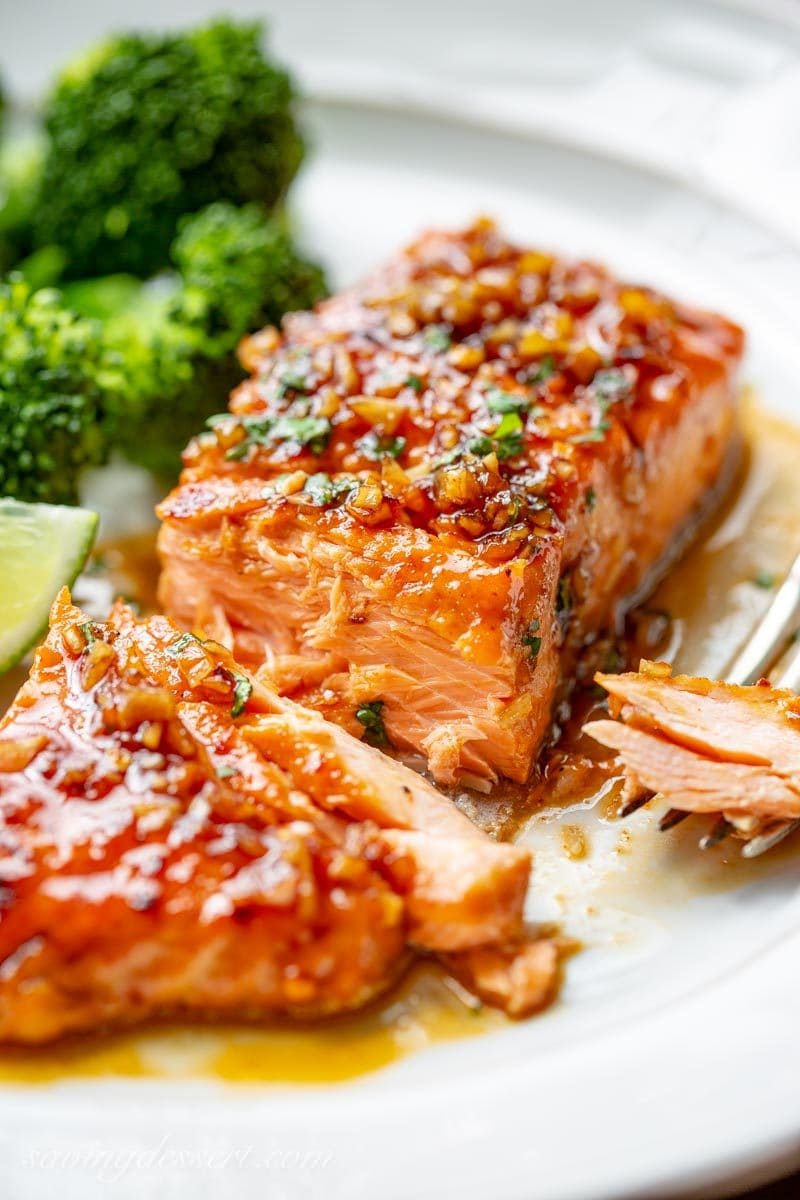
[0,591,555,1044]
[586,662,800,828]
[158,219,744,789]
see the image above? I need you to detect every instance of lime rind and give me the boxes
[0,499,99,673]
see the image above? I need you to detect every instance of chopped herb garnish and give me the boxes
[586,487,596,511]
[466,435,493,458]
[355,699,389,747]
[228,670,253,718]
[529,355,556,384]
[754,570,776,590]
[405,375,424,392]
[166,632,201,656]
[279,367,311,393]
[433,445,466,469]
[215,763,239,780]
[493,411,525,458]
[521,618,542,660]
[79,622,97,646]
[469,410,525,461]
[423,325,451,352]
[564,368,632,446]
[227,414,332,461]
[592,367,631,404]
[486,387,529,415]
[303,472,358,507]
[269,415,331,454]
[569,426,608,445]
[356,431,407,461]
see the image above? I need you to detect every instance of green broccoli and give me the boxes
[0,278,111,504]
[65,202,327,478]
[33,20,305,279]
[0,136,44,275]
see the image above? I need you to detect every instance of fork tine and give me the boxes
[620,792,653,817]
[659,808,690,831]
[741,818,800,858]
[613,555,800,856]
[730,642,800,854]
[725,550,800,685]
[699,816,736,850]
[774,636,800,694]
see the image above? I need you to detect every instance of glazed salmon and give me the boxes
[158,219,744,788]
[0,590,550,1044]
[585,663,800,825]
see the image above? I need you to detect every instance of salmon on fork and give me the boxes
[158,219,744,789]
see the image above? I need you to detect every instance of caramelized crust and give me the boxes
[0,591,541,1043]
[158,219,744,786]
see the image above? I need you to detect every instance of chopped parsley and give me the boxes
[521,618,542,660]
[423,325,452,352]
[228,669,253,718]
[592,367,631,404]
[568,367,632,445]
[271,415,331,454]
[469,410,525,461]
[586,486,596,511]
[227,413,332,461]
[405,375,424,392]
[486,387,529,415]
[303,472,358,507]
[166,632,201,656]
[433,445,465,469]
[215,763,240,780]
[356,431,407,461]
[278,367,311,394]
[355,699,389,748]
[569,427,608,445]
[529,355,556,384]
[276,351,313,396]
[754,570,776,590]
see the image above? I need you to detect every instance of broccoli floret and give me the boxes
[65,202,327,478]
[33,20,304,279]
[0,278,110,503]
[0,136,44,275]
[168,201,327,356]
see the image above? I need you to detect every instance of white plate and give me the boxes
[2,3,800,1199]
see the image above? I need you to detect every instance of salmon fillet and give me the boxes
[585,662,800,826]
[158,219,744,788]
[0,590,548,1044]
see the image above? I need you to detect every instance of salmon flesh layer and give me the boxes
[0,591,553,1044]
[586,663,800,829]
[158,219,744,788]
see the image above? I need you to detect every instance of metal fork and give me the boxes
[621,549,800,858]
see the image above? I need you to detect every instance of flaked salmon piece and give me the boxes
[585,663,800,823]
[158,218,744,787]
[0,590,543,1043]
[445,938,561,1019]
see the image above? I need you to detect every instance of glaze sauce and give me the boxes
[1,400,799,1084]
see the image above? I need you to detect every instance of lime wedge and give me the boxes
[0,499,99,673]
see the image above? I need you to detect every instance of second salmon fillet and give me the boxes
[158,219,744,787]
